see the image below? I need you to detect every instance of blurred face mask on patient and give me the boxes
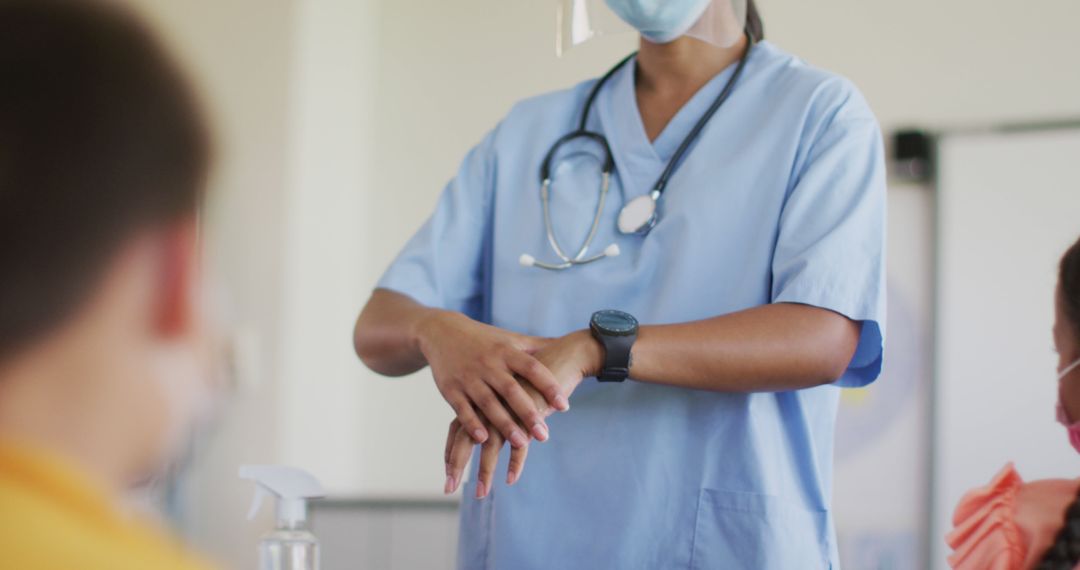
[151,341,215,459]
[603,0,713,43]
[145,255,226,471]
[1055,357,1080,453]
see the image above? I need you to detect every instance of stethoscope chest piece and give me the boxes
[617,193,658,235]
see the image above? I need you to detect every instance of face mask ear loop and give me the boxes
[1059,356,1080,381]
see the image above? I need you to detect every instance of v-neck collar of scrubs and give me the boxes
[596,51,748,200]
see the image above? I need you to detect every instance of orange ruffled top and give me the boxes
[947,462,1080,570]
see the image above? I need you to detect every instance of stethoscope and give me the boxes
[520,31,754,271]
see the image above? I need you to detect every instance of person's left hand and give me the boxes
[443,330,603,498]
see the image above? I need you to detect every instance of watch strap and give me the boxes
[596,332,634,382]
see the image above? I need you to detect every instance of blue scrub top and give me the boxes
[378,41,886,570]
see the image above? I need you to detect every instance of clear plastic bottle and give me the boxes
[258,526,319,570]
[240,465,325,570]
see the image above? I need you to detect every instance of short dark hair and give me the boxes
[0,0,210,357]
[1061,235,1080,341]
[746,0,765,42]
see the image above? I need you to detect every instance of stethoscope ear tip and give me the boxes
[519,254,537,267]
[604,243,620,258]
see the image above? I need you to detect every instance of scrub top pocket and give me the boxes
[690,488,829,570]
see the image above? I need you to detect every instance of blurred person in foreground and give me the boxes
[947,235,1080,570]
[0,0,218,568]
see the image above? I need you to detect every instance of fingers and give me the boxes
[476,433,506,499]
[490,372,550,442]
[507,351,570,413]
[444,419,460,466]
[507,441,529,486]
[447,395,488,444]
[443,420,528,499]
[445,423,475,495]
[466,383,530,448]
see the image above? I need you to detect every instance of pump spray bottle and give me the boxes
[240,465,325,570]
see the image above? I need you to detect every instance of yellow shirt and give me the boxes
[0,440,215,570]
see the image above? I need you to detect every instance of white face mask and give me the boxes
[1055,356,1080,454]
[151,342,216,460]
[149,275,226,468]
[121,344,216,518]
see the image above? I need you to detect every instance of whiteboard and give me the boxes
[932,127,1080,568]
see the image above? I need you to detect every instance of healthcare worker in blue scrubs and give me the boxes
[354,0,885,567]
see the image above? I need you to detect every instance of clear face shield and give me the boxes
[556,0,748,57]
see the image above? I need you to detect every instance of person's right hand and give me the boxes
[417,310,570,447]
[442,329,600,498]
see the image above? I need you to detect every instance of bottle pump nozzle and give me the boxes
[240,465,325,529]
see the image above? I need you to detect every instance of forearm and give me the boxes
[353,288,444,376]
[599,304,861,392]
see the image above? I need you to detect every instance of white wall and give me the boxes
[279,0,379,496]
[765,0,1080,128]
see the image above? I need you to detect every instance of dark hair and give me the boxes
[1037,236,1080,569]
[1059,236,1080,340]
[1037,488,1080,570]
[0,0,210,357]
[746,0,765,42]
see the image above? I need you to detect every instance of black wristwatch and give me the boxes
[590,310,638,382]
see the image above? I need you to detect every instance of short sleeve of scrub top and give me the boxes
[375,127,499,321]
[771,82,887,388]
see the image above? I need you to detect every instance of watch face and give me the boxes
[592,310,638,336]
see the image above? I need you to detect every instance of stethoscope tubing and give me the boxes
[524,30,756,271]
[540,172,612,265]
